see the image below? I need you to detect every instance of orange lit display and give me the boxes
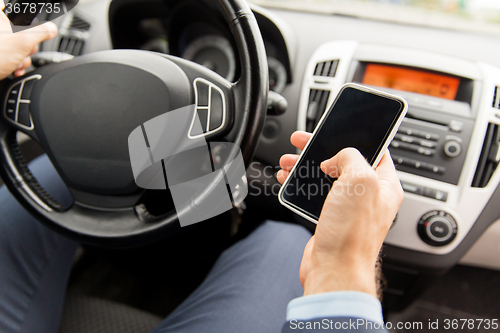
[362,64,460,100]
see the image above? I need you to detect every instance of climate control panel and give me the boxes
[417,211,458,247]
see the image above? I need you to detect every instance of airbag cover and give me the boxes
[31,51,191,195]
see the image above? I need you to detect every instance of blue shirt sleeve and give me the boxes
[286,291,384,324]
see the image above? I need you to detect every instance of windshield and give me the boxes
[251,0,500,36]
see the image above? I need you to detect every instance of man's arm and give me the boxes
[277,131,404,331]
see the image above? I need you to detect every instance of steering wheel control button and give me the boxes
[209,89,224,131]
[190,78,226,139]
[17,103,32,128]
[6,107,16,121]
[8,83,21,101]
[191,109,209,136]
[418,211,458,246]
[4,75,41,129]
[21,78,38,100]
[196,81,209,106]
[443,140,462,158]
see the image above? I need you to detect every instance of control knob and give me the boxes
[417,211,457,246]
[443,140,462,158]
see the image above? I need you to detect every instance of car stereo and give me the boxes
[352,62,476,187]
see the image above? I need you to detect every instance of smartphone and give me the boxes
[279,83,408,223]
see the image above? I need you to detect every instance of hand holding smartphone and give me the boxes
[279,83,408,223]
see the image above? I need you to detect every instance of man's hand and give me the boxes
[0,1,58,79]
[277,131,404,298]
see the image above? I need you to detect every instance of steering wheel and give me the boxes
[0,0,268,247]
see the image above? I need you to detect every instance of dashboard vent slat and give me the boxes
[306,89,331,132]
[58,36,85,56]
[70,15,91,31]
[494,86,500,109]
[313,60,339,78]
[472,123,500,188]
[57,15,90,56]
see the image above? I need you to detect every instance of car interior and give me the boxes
[1,0,500,332]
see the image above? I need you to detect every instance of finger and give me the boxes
[276,169,290,185]
[375,150,401,185]
[320,148,372,179]
[279,154,299,172]
[19,21,58,45]
[14,69,26,77]
[16,56,32,70]
[290,131,312,151]
[29,45,39,56]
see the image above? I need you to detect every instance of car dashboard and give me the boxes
[39,0,500,311]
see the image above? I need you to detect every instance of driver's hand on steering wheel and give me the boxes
[277,131,404,298]
[0,1,58,79]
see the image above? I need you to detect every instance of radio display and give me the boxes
[362,64,461,100]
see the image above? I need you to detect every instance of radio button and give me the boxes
[425,100,443,109]
[391,141,401,149]
[449,120,464,133]
[420,132,439,141]
[417,147,435,156]
[424,188,448,202]
[401,181,424,195]
[419,139,437,149]
[444,140,462,158]
[392,155,406,165]
[417,131,438,141]
[398,127,414,136]
[420,163,446,174]
[395,134,415,144]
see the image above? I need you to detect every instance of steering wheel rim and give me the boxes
[0,0,268,247]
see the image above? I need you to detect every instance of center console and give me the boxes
[297,41,500,254]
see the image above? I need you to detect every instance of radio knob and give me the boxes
[443,140,462,158]
[418,211,457,246]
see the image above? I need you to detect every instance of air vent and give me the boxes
[314,60,339,78]
[57,15,90,56]
[493,86,500,109]
[58,36,85,56]
[472,124,500,188]
[306,89,330,132]
[70,15,91,31]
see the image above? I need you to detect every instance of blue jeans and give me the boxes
[0,155,311,333]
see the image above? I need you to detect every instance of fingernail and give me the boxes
[14,69,25,77]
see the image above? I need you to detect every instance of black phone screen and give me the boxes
[281,86,404,221]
